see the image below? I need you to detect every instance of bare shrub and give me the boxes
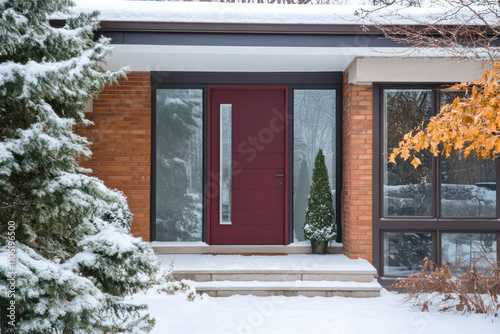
[391,255,500,317]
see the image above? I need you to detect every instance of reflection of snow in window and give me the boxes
[293,90,336,241]
[383,89,497,218]
[441,151,496,217]
[383,89,433,217]
[155,89,203,241]
[441,233,497,274]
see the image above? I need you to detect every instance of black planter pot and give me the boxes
[311,240,328,254]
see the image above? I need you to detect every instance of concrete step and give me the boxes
[159,254,380,298]
[173,270,375,283]
[164,254,377,283]
[191,280,382,298]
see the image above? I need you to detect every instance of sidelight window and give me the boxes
[155,89,203,241]
[293,89,337,241]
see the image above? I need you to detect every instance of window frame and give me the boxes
[373,84,500,284]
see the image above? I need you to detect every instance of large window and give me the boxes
[155,89,203,241]
[376,86,500,279]
[293,89,336,241]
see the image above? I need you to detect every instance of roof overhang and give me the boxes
[101,44,415,73]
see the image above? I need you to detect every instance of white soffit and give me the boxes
[348,57,487,84]
[101,44,418,73]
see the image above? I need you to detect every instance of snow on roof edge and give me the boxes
[57,0,451,26]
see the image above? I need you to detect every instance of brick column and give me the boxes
[342,71,373,262]
[80,72,151,240]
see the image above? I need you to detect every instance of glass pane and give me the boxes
[441,233,497,273]
[156,89,203,241]
[441,151,496,217]
[220,104,232,224]
[293,90,336,241]
[439,91,497,217]
[383,232,433,276]
[383,90,433,216]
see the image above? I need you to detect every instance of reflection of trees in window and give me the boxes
[439,91,497,217]
[441,151,496,217]
[156,89,203,241]
[384,232,433,276]
[293,90,335,241]
[383,90,432,216]
[380,88,499,278]
[441,233,497,273]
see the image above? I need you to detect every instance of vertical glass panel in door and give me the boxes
[439,91,496,217]
[156,89,203,241]
[220,104,232,224]
[293,90,336,241]
[383,90,433,216]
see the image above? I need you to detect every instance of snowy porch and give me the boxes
[158,253,381,298]
[152,241,343,255]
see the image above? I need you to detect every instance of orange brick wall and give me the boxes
[342,71,373,262]
[79,72,151,240]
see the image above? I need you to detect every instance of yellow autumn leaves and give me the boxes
[389,62,500,168]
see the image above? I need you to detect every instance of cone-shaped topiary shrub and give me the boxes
[303,149,337,242]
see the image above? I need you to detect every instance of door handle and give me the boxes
[275,173,285,177]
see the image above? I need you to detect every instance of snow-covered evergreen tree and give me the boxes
[303,149,336,242]
[0,0,166,332]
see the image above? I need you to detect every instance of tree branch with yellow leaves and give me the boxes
[389,62,500,168]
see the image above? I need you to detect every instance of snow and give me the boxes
[157,254,376,273]
[59,0,466,26]
[130,288,499,334]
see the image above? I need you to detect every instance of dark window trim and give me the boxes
[51,19,499,36]
[152,72,343,86]
[151,72,343,243]
[373,83,500,284]
[51,20,385,34]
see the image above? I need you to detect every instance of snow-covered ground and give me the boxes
[131,289,499,334]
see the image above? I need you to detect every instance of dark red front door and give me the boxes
[209,86,287,245]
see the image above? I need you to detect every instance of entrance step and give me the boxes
[159,254,382,298]
[152,242,342,255]
[192,280,382,298]
[173,270,375,283]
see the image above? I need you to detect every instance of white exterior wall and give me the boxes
[348,57,488,85]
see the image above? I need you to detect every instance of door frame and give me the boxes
[206,85,289,245]
[150,72,343,244]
